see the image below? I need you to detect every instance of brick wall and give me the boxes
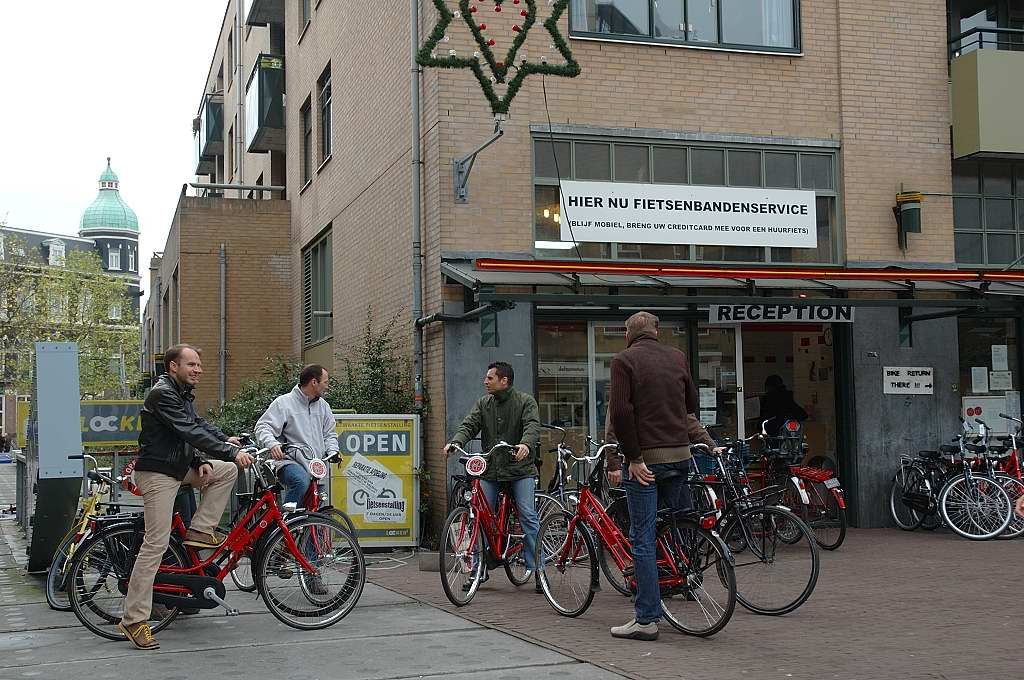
[149,196,293,417]
[280,0,956,531]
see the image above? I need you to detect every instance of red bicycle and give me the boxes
[742,420,847,550]
[229,443,357,593]
[439,442,534,605]
[67,438,366,638]
[536,444,737,637]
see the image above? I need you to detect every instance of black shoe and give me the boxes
[462,570,489,592]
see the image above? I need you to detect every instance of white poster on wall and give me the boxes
[992,345,1009,372]
[990,371,1013,391]
[559,180,818,249]
[972,367,990,394]
[699,388,717,408]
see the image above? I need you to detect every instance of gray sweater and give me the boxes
[254,386,340,472]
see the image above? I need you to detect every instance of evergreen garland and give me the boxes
[418,0,580,115]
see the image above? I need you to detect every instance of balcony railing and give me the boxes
[194,93,224,174]
[949,26,1024,59]
[949,27,1024,159]
[243,0,284,26]
[245,54,285,153]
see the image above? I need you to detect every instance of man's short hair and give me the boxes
[625,311,659,336]
[488,361,514,386]
[164,344,201,368]
[299,364,327,386]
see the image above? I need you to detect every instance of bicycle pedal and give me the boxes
[202,587,239,616]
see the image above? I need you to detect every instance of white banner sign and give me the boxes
[559,180,818,248]
[708,304,854,324]
[883,367,934,395]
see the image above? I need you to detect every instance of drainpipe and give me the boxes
[219,243,226,405]
[411,0,424,412]
[155,274,162,370]
[235,1,245,197]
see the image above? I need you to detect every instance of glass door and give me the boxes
[696,324,741,439]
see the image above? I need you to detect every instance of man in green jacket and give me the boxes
[447,361,542,593]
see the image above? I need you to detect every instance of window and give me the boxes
[952,160,1024,266]
[533,137,839,264]
[110,303,122,321]
[300,98,313,185]
[570,0,799,52]
[301,0,311,28]
[108,248,121,270]
[46,241,65,267]
[302,229,333,346]
[318,65,332,163]
[128,249,135,271]
[228,124,236,181]
[226,28,234,88]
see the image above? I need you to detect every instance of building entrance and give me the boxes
[740,325,837,470]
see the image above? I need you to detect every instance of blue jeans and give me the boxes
[278,462,313,507]
[623,460,693,624]
[479,477,540,572]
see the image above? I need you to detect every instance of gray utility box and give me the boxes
[26,343,83,573]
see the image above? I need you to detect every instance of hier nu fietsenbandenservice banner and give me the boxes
[558,180,818,249]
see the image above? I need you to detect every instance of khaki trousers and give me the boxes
[121,460,238,626]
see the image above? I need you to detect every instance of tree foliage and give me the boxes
[207,308,419,433]
[205,357,306,436]
[0,233,139,398]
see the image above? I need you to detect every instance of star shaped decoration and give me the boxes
[418,0,581,116]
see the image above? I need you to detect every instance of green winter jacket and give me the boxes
[450,387,542,482]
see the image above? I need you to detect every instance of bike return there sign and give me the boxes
[332,414,420,548]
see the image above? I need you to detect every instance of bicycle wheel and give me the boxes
[660,525,737,637]
[536,512,597,617]
[229,551,257,592]
[996,475,1024,540]
[439,506,483,606]
[940,475,1013,540]
[796,482,847,551]
[889,465,927,531]
[598,495,632,597]
[256,515,365,629]
[448,479,470,514]
[721,505,819,616]
[46,531,79,611]
[68,525,187,640]
[535,491,564,522]
[504,506,532,587]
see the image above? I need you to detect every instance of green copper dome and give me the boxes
[79,158,139,234]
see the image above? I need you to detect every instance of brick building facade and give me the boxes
[184,0,1024,532]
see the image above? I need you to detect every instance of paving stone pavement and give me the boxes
[372,529,1021,680]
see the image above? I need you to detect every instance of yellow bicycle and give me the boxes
[45,454,127,611]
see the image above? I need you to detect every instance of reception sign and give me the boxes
[332,414,419,547]
[560,180,817,248]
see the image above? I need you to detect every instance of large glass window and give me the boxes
[958,317,1020,424]
[302,229,333,346]
[533,137,840,264]
[572,0,800,52]
[952,160,1024,266]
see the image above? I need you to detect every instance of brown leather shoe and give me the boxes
[118,621,160,650]
[183,529,226,548]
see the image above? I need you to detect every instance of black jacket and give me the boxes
[136,374,237,480]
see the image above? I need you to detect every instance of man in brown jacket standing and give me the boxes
[607,312,717,641]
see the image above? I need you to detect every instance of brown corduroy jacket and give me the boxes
[607,331,714,466]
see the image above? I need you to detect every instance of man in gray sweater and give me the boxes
[255,364,340,509]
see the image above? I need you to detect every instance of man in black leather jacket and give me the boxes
[119,343,253,650]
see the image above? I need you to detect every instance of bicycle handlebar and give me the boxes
[445,441,515,458]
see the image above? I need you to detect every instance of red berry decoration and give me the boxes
[494,5,501,11]
[496,61,504,68]
[470,5,477,11]
[512,24,521,32]
[479,23,486,29]
[488,38,496,45]
[521,9,528,16]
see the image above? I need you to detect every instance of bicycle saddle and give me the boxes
[939,445,960,454]
[917,450,941,460]
[964,443,986,454]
